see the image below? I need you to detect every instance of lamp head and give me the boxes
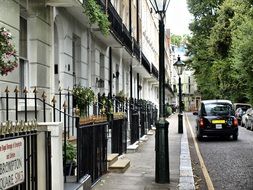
[113,71,120,79]
[173,55,185,76]
[149,0,170,19]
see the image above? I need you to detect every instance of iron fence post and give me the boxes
[5,86,9,121]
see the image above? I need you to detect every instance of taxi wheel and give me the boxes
[196,127,203,141]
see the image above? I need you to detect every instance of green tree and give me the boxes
[171,34,182,47]
[187,0,224,99]
[208,0,252,102]
[187,0,253,103]
[230,2,253,103]
[206,0,239,101]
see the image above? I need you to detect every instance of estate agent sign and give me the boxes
[0,138,24,189]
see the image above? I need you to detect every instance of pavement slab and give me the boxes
[92,114,194,190]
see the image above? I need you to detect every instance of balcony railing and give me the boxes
[152,64,159,79]
[95,0,144,71]
[96,0,106,8]
[107,2,123,40]
[141,53,151,74]
[164,83,174,94]
[133,39,140,61]
[122,24,132,53]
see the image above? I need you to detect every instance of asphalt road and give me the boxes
[186,112,253,190]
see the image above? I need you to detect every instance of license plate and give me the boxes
[216,124,222,129]
[212,120,226,124]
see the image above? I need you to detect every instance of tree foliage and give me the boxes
[187,0,223,99]
[171,34,182,47]
[187,0,253,103]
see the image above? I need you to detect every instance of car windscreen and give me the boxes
[241,106,251,112]
[235,104,251,110]
[203,103,234,116]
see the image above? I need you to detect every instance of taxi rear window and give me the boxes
[203,103,234,116]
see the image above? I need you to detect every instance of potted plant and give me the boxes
[116,90,127,102]
[84,0,111,35]
[63,141,77,176]
[72,85,95,117]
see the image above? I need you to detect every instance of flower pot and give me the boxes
[64,160,76,176]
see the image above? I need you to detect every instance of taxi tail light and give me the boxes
[233,118,238,127]
[199,118,205,128]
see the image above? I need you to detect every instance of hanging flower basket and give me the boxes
[0,27,18,76]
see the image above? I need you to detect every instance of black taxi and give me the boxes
[193,100,238,140]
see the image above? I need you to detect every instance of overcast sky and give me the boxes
[166,0,193,36]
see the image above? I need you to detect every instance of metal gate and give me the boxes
[0,124,51,190]
[77,120,108,183]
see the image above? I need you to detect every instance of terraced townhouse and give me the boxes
[0,0,176,189]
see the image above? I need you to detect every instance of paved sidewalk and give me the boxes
[92,113,194,190]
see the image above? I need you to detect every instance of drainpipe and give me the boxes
[130,62,133,100]
[88,28,92,87]
[129,0,132,36]
[137,73,139,100]
[109,47,112,97]
[129,61,133,144]
[136,0,139,43]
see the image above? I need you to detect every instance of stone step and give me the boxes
[140,135,148,142]
[62,132,77,144]
[127,141,139,153]
[107,153,119,166]
[67,136,77,144]
[108,158,130,173]
[64,174,91,190]
[147,130,154,135]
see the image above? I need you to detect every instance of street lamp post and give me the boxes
[173,56,185,134]
[149,0,170,183]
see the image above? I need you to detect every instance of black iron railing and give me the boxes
[133,38,140,61]
[141,52,152,74]
[165,83,174,95]
[77,120,108,183]
[0,131,38,190]
[152,64,159,79]
[107,2,123,40]
[0,87,51,190]
[0,86,158,187]
[122,24,133,53]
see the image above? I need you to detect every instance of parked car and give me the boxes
[235,108,246,125]
[243,108,253,130]
[241,108,253,127]
[193,100,238,140]
[233,103,252,111]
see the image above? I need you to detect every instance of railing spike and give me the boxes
[14,86,19,93]
[63,101,67,109]
[59,87,62,92]
[23,87,28,94]
[42,91,47,100]
[5,86,9,93]
[51,96,57,104]
[33,87,38,94]
[75,105,80,117]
